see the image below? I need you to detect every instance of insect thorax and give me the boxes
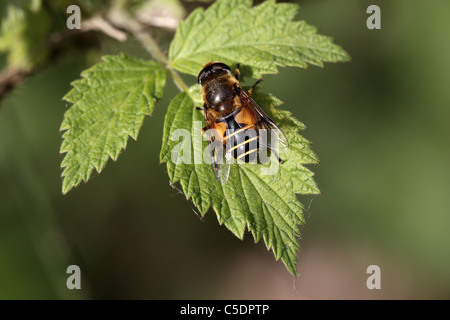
[204,77,236,112]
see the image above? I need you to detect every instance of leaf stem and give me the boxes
[108,6,191,93]
[167,66,191,93]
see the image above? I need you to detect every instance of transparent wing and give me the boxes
[238,88,289,148]
[235,88,288,165]
[203,120,231,184]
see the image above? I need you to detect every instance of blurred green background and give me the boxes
[0,0,449,299]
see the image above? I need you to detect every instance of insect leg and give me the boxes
[268,146,283,163]
[247,78,264,96]
[202,123,211,136]
[234,63,240,81]
[196,103,207,112]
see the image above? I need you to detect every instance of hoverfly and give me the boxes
[198,62,288,184]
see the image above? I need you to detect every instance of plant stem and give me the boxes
[108,7,191,93]
[167,67,191,93]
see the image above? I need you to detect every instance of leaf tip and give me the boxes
[61,182,71,196]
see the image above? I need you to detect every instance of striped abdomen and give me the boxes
[219,107,259,163]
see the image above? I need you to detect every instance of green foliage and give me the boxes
[60,54,166,194]
[0,3,51,71]
[58,0,349,273]
[168,0,350,78]
[160,88,319,274]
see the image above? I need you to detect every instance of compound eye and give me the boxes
[212,63,231,72]
[198,63,231,84]
[198,69,208,84]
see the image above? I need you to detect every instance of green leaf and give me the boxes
[168,0,350,78]
[60,53,167,194]
[160,87,319,275]
[0,4,51,71]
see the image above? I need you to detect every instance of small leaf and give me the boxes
[60,53,167,194]
[160,88,319,275]
[168,0,350,78]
